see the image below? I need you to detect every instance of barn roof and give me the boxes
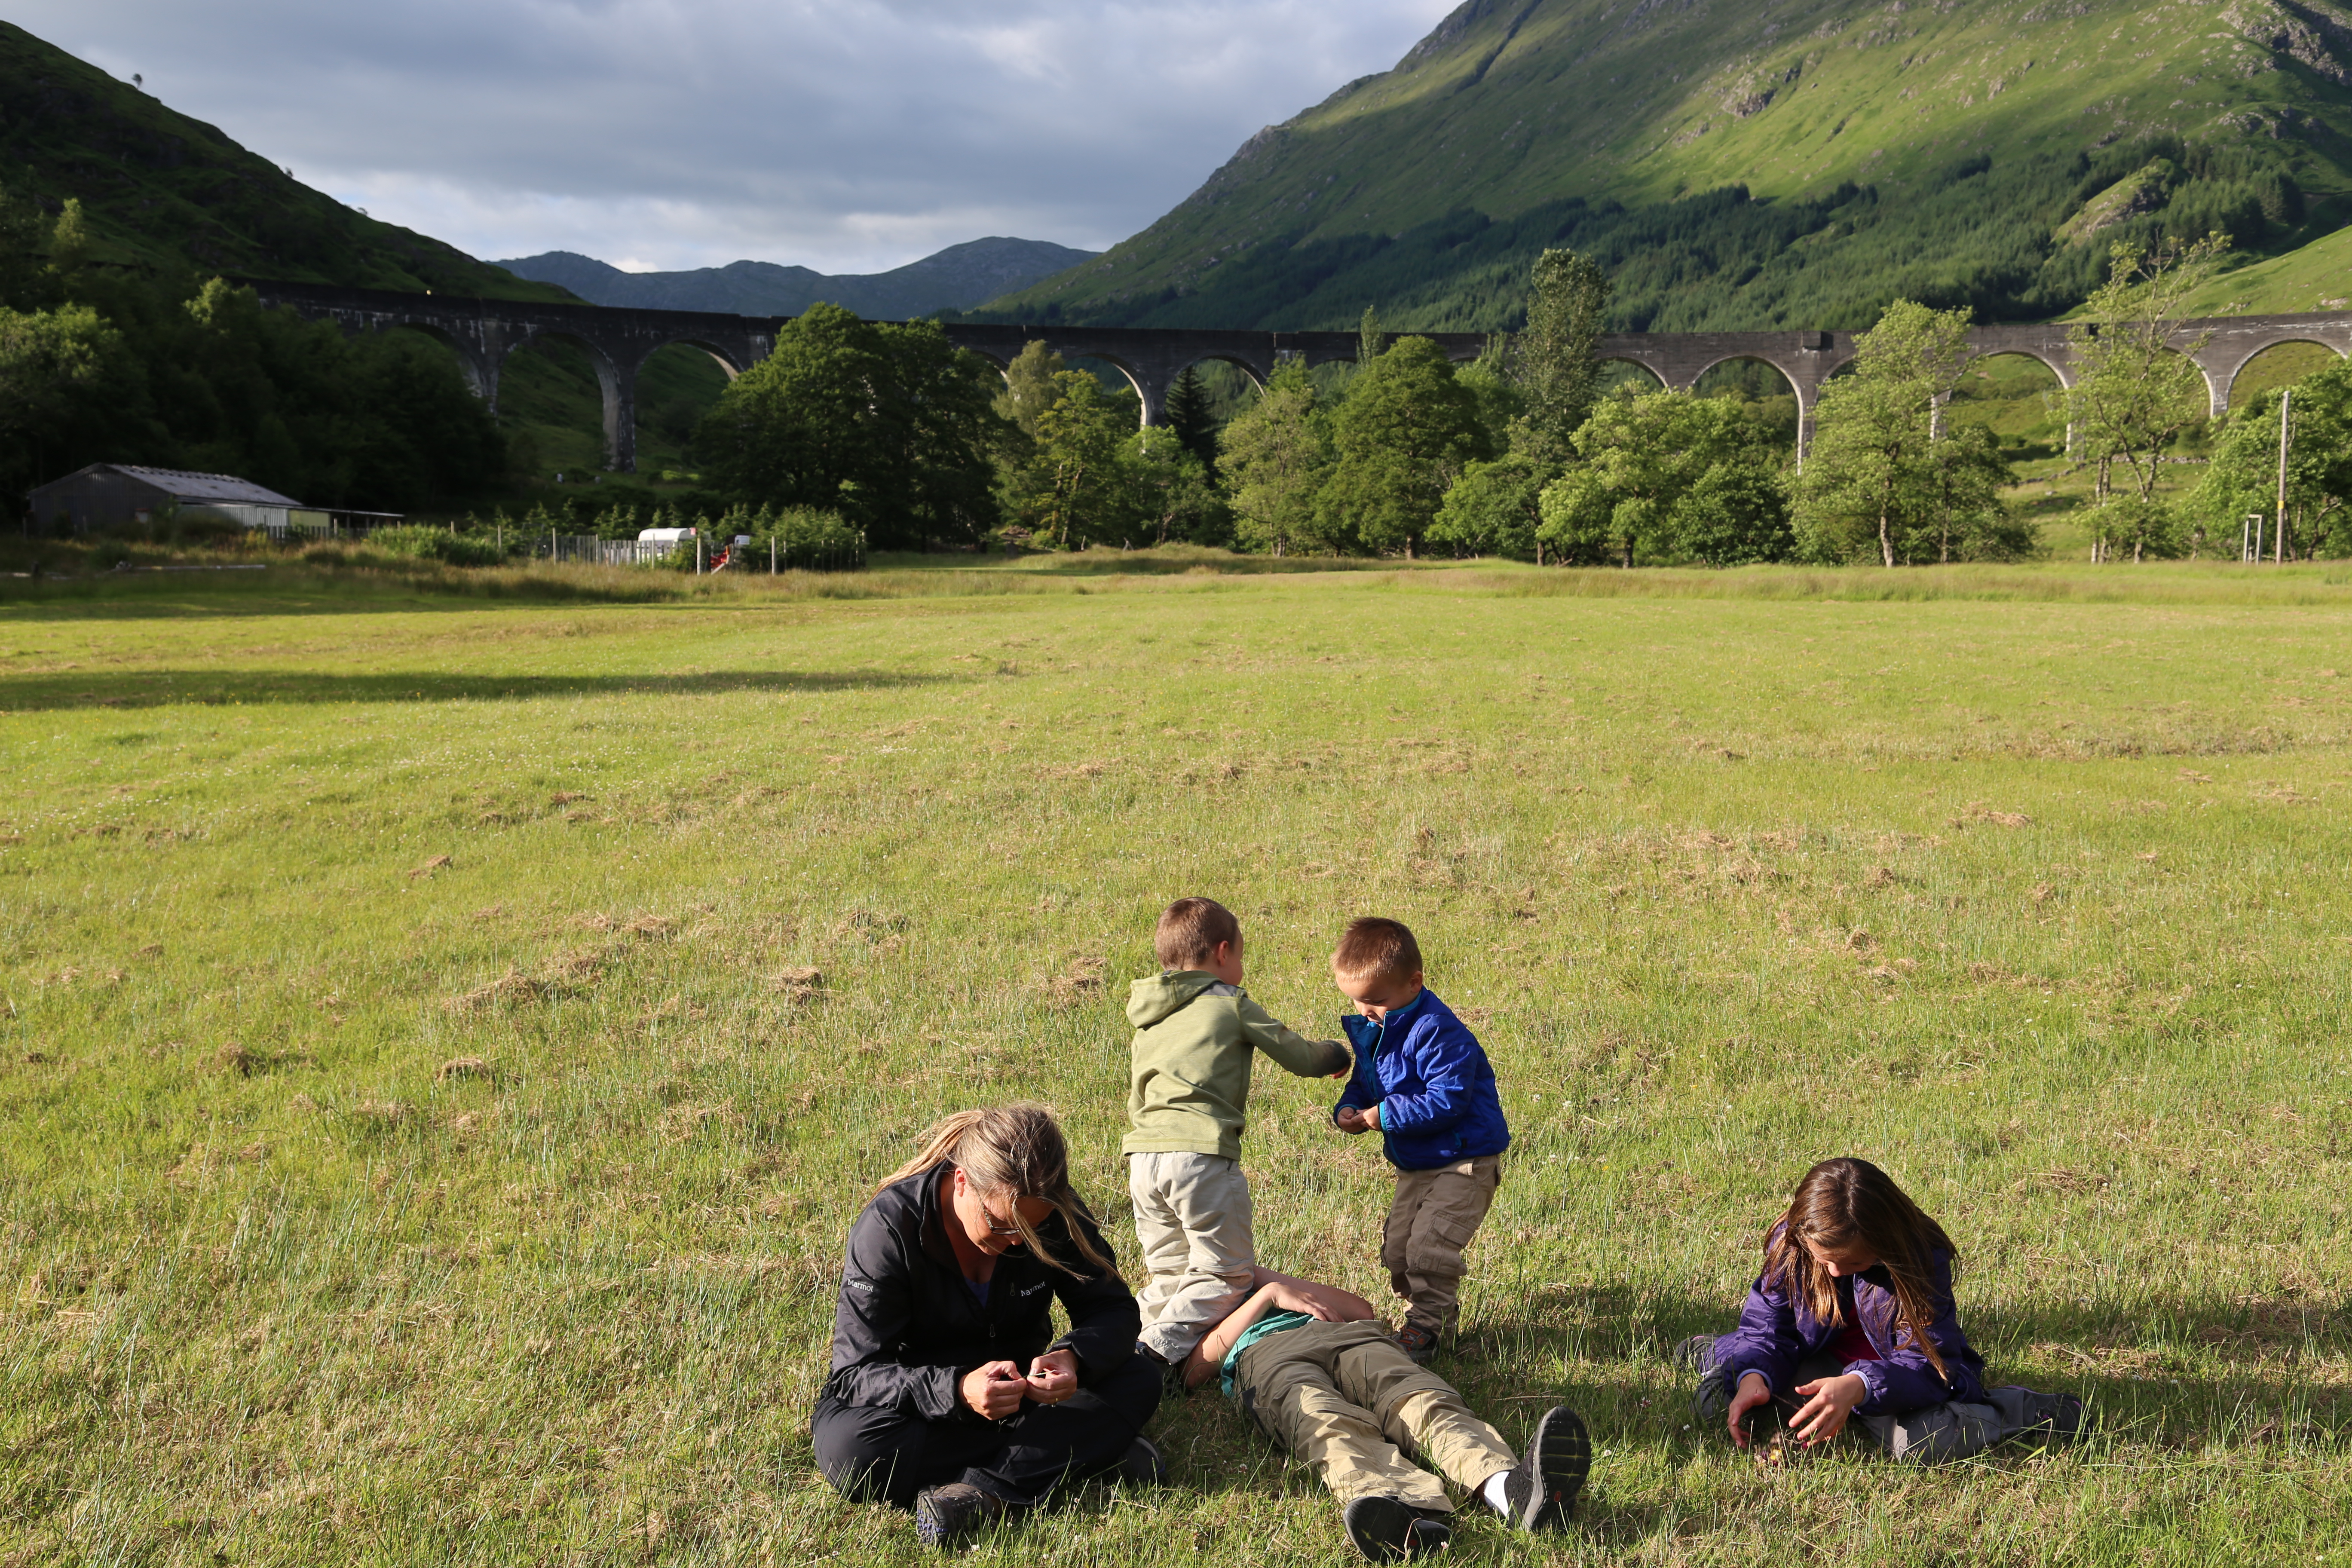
[34,464,304,507]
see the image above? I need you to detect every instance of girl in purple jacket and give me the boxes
[1679,1158,2085,1464]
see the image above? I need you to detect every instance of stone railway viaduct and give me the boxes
[249,279,2352,475]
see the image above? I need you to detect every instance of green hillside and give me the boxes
[988,0,2352,332]
[0,21,567,300]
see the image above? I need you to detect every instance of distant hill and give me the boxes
[0,21,567,300]
[498,237,1100,319]
[980,0,2352,333]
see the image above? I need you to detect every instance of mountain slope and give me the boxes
[0,21,567,300]
[989,0,2352,331]
[497,237,1099,318]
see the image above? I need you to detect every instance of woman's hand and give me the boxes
[1726,1372,1773,1449]
[1023,1348,1080,1404]
[1788,1373,1868,1446]
[961,1360,1028,1421]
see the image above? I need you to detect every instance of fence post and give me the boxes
[771,537,776,576]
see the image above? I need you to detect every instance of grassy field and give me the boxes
[2,558,2349,1566]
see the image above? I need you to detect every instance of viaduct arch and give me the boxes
[244,281,2352,474]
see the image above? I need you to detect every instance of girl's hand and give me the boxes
[1788,1373,1868,1445]
[1726,1372,1773,1449]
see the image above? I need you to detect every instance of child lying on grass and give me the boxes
[1184,1269,1588,1563]
[1680,1156,2086,1464]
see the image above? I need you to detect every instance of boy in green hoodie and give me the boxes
[1125,897,1351,1373]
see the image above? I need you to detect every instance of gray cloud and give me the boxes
[25,0,1454,273]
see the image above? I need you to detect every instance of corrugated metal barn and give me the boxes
[27,464,318,533]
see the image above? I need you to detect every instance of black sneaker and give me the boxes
[1500,1406,1591,1532]
[913,1482,1009,1548]
[1341,1495,1453,1562]
[1394,1323,1439,1364]
[1117,1433,1168,1485]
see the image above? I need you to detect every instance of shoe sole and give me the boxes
[1521,1406,1592,1531]
[1344,1496,1448,1563]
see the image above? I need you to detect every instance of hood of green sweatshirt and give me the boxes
[1127,970,1218,1029]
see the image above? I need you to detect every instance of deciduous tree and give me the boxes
[1794,300,1988,566]
[1318,336,1492,557]
[1537,390,1789,567]
[2067,234,2227,560]
[1220,362,1330,557]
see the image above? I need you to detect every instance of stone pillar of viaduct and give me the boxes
[244,281,2352,473]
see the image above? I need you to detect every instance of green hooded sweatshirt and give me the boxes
[1122,971,1351,1160]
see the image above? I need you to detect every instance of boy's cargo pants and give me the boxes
[1381,1155,1501,1337]
[1231,1318,1517,1513]
[1129,1151,1255,1363]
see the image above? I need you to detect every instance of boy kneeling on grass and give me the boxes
[1183,1271,1589,1563]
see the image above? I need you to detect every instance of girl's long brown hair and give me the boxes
[1764,1157,1958,1381]
[884,1103,1118,1280]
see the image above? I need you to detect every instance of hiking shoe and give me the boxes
[1117,1433,1168,1486]
[1394,1322,1439,1363]
[1501,1405,1591,1532]
[1341,1495,1452,1562]
[1671,1334,1718,1373]
[1137,1341,1186,1398]
[913,1483,1009,1548]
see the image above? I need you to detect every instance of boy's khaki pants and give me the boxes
[1381,1155,1501,1338]
[1128,1151,1256,1363]
[1231,1318,1516,1513]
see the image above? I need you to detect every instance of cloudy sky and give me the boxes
[23,0,1455,275]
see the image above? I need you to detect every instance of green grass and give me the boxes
[3,561,2349,1565]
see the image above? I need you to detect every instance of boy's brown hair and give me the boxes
[1332,917,1422,984]
[1155,897,1241,970]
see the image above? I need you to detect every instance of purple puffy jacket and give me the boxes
[1711,1224,1988,1414]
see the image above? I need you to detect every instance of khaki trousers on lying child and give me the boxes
[1232,1319,1517,1513]
[1381,1156,1501,1338]
[1129,1151,1256,1364]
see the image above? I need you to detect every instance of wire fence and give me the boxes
[232,521,864,572]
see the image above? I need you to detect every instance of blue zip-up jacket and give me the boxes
[1711,1223,1987,1415]
[1331,988,1509,1171]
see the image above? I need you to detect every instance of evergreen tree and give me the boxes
[1163,364,1220,471]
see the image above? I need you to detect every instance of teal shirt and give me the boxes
[1220,1310,1314,1399]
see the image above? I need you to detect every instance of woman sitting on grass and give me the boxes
[1680,1156,2085,1464]
[814,1103,1162,1547]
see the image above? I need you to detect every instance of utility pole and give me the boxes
[2276,387,2291,565]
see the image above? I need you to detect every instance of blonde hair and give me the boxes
[884,1103,1117,1279]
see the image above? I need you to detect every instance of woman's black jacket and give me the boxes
[823,1161,1142,1422]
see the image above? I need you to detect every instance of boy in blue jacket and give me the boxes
[1329,917,1509,1362]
